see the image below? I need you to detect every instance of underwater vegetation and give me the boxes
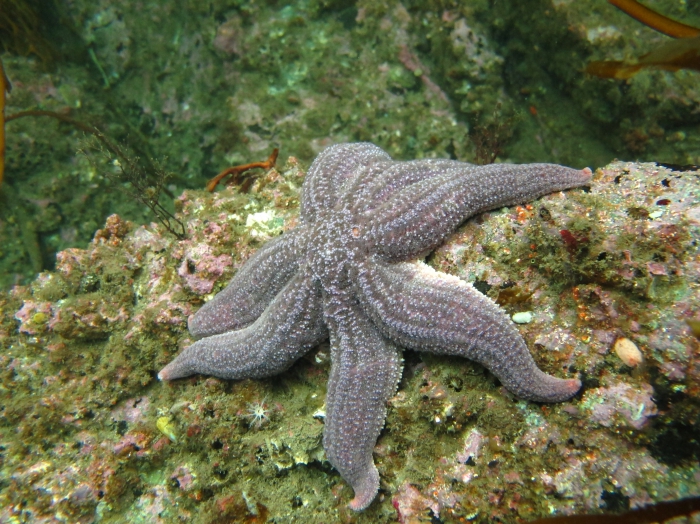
[0,57,8,186]
[0,0,64,63]
[0,0,86,180]
[586,0,700,79]
[1,156,698,522]
[206,148,279,193]
[3,105,185,239]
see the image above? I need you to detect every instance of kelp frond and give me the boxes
[608,0,699,39]
[586,0,700,79]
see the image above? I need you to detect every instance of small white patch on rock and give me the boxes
[614,337,643,367]
[512,311,533,324]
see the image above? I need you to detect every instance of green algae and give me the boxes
[2,0,699,288]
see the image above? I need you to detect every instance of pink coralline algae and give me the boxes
[455,428,484,465]
[170,465,196,491]
[175,242,233,295]
[393,483,441,523]
[584,382,658,430]
[111,396,151,425]
[112,431,152,457]
[14,300,53,335]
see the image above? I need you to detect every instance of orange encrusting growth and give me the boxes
[586,0,700,79]
[608,0,699,39]
[206,148,279,192]
[0,57,11,188]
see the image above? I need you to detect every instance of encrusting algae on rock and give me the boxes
[0,156,699,522]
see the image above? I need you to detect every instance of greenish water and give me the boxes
[1,0,698,288]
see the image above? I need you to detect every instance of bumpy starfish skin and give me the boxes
[159,143,591,511]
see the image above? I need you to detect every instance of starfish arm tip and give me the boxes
[347,464,380,511]
[578,166,593,184]
[157,358,192,381]
[564,377,583,397]
[526,376,582,403]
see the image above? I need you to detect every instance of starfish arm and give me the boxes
[300,143,390,223]
[351,159,476,213]
[159,268,326,381]
[368,163,592,262]
[355,259,581,402]
[188,227,307,338]
[323,294,403,511]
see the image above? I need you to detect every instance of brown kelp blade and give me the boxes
[586,36,700,78]
[608,0,700,39]
[586,0,700,79]
[206,148,279,192]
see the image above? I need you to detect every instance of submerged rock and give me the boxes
[0,160,698,523]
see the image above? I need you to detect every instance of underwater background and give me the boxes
[0,0,699,522]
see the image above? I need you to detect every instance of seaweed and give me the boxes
[0,0,85,66]
[4,108,185,238]
[586,0,700,79]
[79,133,186,240]
[468,104,517,165]
[0,56,9,187]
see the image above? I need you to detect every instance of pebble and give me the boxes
[613,337,643,367]
[512,311,533,324]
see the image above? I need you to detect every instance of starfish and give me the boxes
[159,143,591,511]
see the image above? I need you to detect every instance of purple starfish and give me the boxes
[159,143,590,510]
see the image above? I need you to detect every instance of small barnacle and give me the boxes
[157,416,178,442]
